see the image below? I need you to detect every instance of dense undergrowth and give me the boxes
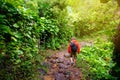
[70,0,119,38]
[74,0,120,79]
[0,0,72,79]
[77,36,115,79]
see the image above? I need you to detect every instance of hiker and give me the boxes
[68,37,80,64]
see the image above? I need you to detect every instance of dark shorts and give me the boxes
[70,52,77,59]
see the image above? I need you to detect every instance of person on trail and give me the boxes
[68,37,80,65]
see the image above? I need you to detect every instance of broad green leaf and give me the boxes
[0,25,11,33]
[11,37,17,41]
[13,23,19,28]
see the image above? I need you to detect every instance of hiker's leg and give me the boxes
[70,53,74,63]
[73,52,77,64]
[70,52,74,63]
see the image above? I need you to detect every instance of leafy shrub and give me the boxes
[0,0,73,79]
[72,0,120,37]
[38,0,73,49]
[0,1,39,79]
[77,41,115,79]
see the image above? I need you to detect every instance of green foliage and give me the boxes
[77,40,115,79]
[100,0,109,3]
[100,0,120,7]
[0,0,73,79]
[1,0,119,79]
[38,0,73,49]
[0,1,39,79]
[69,0,120,37]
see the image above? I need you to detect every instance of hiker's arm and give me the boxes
[68,44,71,53]
[77,44,80,54]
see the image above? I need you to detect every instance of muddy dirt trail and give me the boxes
[42,50,83,80]
[40,42,92,80]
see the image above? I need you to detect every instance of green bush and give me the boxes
[72,0,120,37]
[0,1,39,79]
[0,0,73,79]
[38,0,73,49]
[77,41,115,79]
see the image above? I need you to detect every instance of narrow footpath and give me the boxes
[41,50,83,80]
[39,42,92,80]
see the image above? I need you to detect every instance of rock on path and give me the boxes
[42,50,83,80]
